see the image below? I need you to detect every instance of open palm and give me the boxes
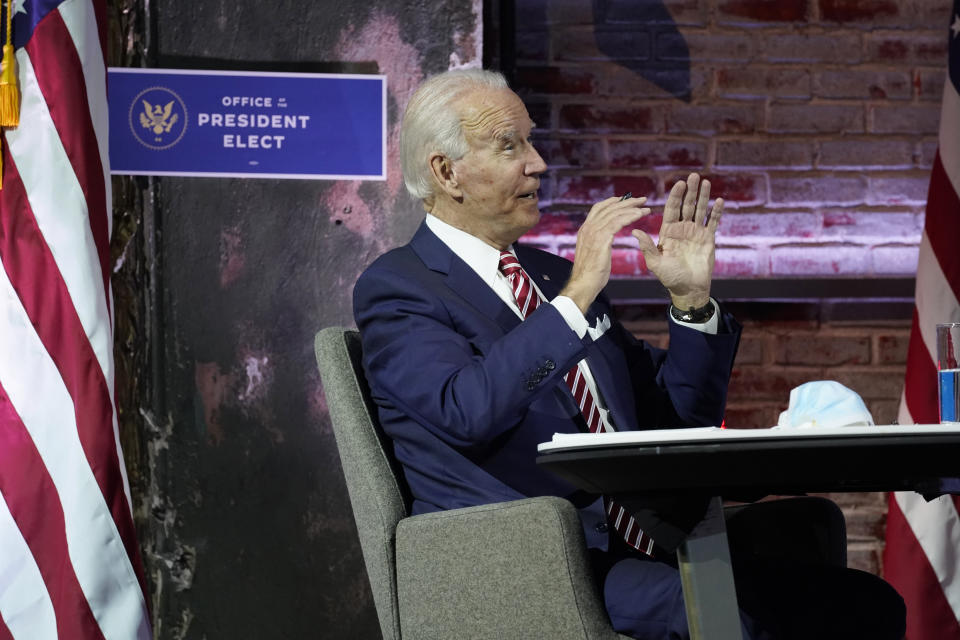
[633,174,724,310]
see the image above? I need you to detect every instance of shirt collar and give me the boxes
[424,214,514,287]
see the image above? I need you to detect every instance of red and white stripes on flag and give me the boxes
[883,4,960,638]
[0,0,151,638]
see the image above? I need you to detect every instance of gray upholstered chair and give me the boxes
[315,327,631,640]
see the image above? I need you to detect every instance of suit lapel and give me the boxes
[410,226,637,429]
[409,221,521,335]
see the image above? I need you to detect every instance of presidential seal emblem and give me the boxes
[129,86,188,150]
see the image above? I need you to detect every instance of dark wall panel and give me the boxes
[129,1,481,637]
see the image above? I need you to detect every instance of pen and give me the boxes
[620,192,632,201]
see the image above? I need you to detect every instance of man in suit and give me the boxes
[353,69,905,639]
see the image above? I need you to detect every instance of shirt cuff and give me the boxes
[551,295,589,339]
[668,298,719,335]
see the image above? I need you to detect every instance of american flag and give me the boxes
[883,2,960,638]
[0,0,151,638]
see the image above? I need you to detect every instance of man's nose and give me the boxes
[526,146,548,175]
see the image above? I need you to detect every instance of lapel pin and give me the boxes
[543,274,551,280]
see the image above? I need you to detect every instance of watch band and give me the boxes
[670,299,716,324]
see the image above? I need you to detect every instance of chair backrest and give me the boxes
[315,327,410,640]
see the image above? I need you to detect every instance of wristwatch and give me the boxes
[670,299,716,324]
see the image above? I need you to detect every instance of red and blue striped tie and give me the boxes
[498,251,654,556]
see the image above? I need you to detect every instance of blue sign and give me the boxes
[108,68,386,180]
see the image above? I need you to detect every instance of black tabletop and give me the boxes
[536,426,960,498]
[536,426,960,551]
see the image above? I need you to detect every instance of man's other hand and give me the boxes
[633,173,723,311]
[560,195,651,314]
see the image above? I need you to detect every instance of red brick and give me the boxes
[554,175,657,204]
[558,104,659,133]
[774,334,871,365]
[769,175,867,206]
[758,33,861,63]
[847,544,882,575]
[870,245,920,275]
[871,104,941,134]
[821,211,920,241]
[815,70,911,100]
[514,66,597,95]
[716,68,811,99]
[702,173,767,205]
[917,140,938,168]
[767,104,863,134]
[517,239,556,255]
[716,0,808,23]
[625,212,663,237]
[599,0,709,27]
[608,140,706,169]
[734,336,766,366]
[727,366,820,399]
[819,0,898,23]
[528,210,585,237]
[666,104,760,135]
[716,141,814,169]
[867,399,902,425]
[865,33,949,65]
[533,137,605,168]
[662,32,753,62]
[557,245,655,280]
[722,404,780,429]
[876,333,910,365]
[714,248,764,277]
[820,0,950,28]
[770,245,871,275]
[611,248,650,276]
[818,140,914,169]
[537,175,556,202]
[830,368,905,399]
[552,28,651,62]
[916,69,946,102]
[866,175,931,205]
[844,507,887,540]
[818,491,887,508]
[719,212,821,239]
[595,64,711,100]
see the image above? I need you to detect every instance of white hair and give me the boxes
[400,69,510,201]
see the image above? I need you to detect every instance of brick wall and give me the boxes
[514,0,948,278]
[508,0,950,576]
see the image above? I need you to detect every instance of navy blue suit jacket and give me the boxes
[353,221,741,548]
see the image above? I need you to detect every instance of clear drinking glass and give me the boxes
[937,323,960,424]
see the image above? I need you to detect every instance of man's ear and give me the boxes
[429,152,462,200]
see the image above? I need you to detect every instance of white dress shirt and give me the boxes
[424,214,718,431]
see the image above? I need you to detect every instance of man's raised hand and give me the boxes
[560,195,651,314]
[632,173,723,311]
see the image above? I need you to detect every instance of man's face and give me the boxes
[446,88,548,249]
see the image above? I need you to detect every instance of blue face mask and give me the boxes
[776,381,875,429]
